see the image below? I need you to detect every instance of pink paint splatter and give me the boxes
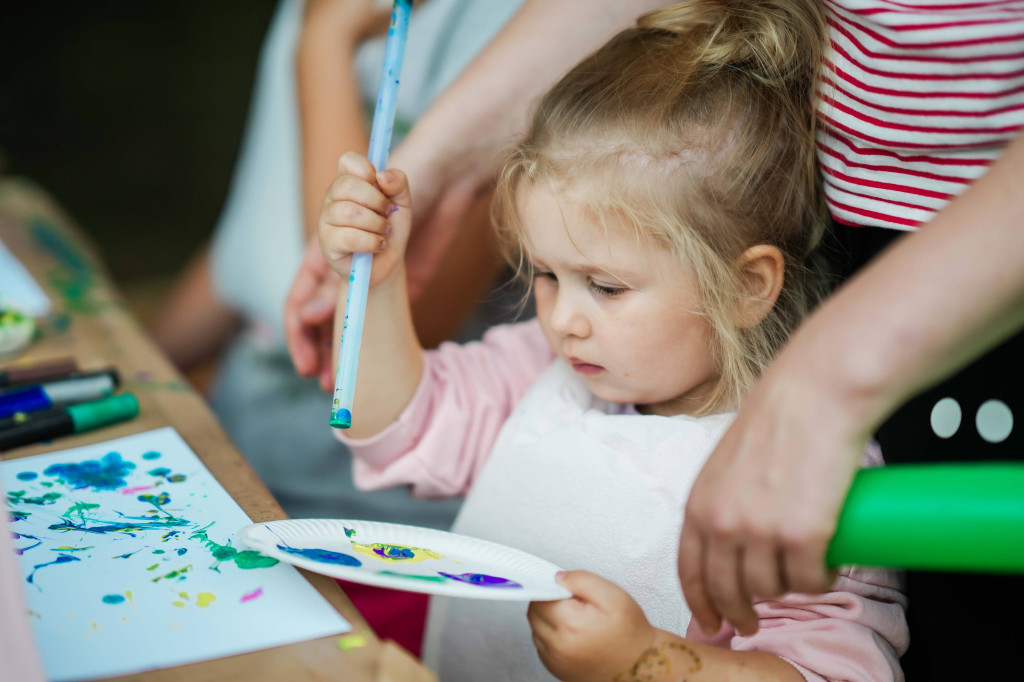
[240,587,263,603]
[121,485,156,495]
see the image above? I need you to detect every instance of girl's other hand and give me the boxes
[527,570,657,682]
[318,151,413,288]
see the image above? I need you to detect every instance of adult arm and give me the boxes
[679,132,1024,635]
[1,487,45,681]
[285,0,672,378]
[296,0,380,239]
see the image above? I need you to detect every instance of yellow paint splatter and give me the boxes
[120,615,129,623]
[172,601,186,608]
[350,542,443,564]
[90,621,101,632]
[125,590,135,608]
[196,592,216,608]
[178,591,189,600]
[336,634,367,651]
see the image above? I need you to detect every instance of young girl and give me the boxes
[318,1,907,680]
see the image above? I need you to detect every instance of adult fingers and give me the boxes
[678,519,720,635]
[704,534,758,636]
[782,524,839,596]
[285,239,330,377]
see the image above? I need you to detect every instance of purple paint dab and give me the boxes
[439,572,522,588]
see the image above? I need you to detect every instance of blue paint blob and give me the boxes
[102,594,125,605]
[373,545,414,560]
[176,547,188,556]
[43,452,135,491]
[439,572,522,588]
[153,549,165,554]
[16,472,38,481]
[277,545,361,567]
[142,451,161,460]
[147,467,171,477]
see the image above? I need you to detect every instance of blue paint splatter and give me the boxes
[277,545,361,567]
[142,451,161,460]
[16,472,38,481]
[147,467,171,477]
[439,572,522,588]
[27,554,80,585]
[374,545,414,560]
[102,594,125,605]
[43,451,135,491]
[176,547,187,556]
[344,527,356,539]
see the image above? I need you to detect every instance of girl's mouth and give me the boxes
[569,359,604,376]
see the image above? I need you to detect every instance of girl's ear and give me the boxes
[733,244,785,329]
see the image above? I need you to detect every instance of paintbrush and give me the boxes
[330,0,413,430]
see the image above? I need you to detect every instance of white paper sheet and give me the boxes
[1,427,350,681]
[0,238,51,316]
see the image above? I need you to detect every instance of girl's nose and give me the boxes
[549,291,591,339]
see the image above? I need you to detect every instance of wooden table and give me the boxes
[0,178,437,682]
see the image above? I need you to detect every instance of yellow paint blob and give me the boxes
[172,601,185,608]
[350,542,443,564]
[196,592,216,608]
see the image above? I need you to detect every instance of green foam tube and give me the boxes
[827,463,1024,572]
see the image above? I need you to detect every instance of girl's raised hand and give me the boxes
[318,151,413,288]
[527,571,656,682]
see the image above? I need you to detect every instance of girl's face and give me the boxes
[518,184,720,417]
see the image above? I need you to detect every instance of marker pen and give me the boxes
[0,393,139,451]
[0,370,119,419]
[0,357,77,389]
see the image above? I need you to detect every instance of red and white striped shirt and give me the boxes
[817,0,1024,229]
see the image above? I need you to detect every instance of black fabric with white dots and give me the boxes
[824,224,1022,682]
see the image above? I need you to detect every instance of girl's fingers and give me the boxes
[376,168,413,208]
[321,227,387,262]
[323,201,391,235]
[325,176,392,217]
[336,150,378,180]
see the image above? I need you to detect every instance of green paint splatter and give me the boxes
[64,502,99,520]
[152,564,192,583]
[8,491,62,506]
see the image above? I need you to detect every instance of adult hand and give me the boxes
[678,346,870,636]
[285,235,341,393]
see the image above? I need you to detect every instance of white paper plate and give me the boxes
[238,519,572,601]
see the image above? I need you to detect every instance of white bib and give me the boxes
[423,361,734,681]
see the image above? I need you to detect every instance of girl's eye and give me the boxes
[589,280,626,297]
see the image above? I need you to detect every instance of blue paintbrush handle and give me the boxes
[331,0,413,429]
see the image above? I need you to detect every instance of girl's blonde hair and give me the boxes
[494,0,828,413]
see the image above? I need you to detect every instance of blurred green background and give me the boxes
[1,3,277,292]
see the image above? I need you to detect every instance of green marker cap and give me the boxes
[67,393,139,433]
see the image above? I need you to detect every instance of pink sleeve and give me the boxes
[685,444,908,681]
[1,485,45,681]
[336,319,553,498]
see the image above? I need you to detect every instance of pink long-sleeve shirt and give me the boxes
[339,320,908,681]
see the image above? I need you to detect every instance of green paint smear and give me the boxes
[8,491,62,506]
[31,216,105,315]
[379,570,445,583]
[189,530,278,570]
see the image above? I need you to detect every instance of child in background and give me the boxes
[319,1,907,680]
